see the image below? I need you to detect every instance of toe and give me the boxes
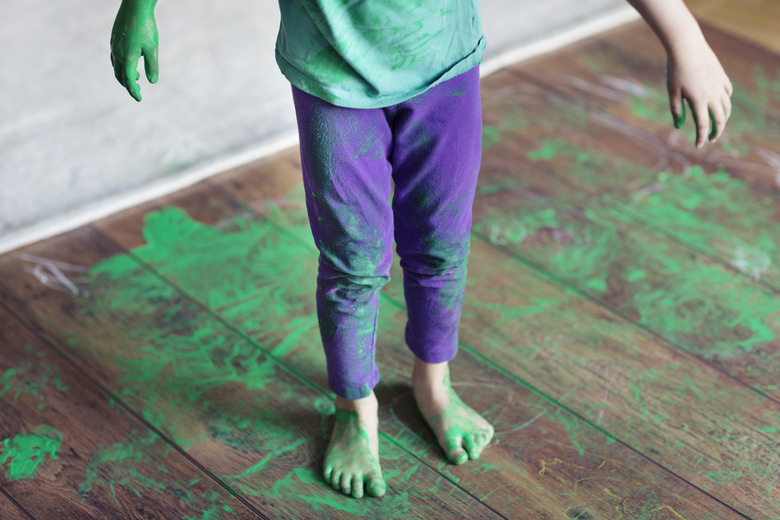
[477,430,492,447]
[352,476,364,499]
[323,465,333,483]
[366,478,387,497]
[340,474,352,496]
[445,436,468,465]
[463,435,480,460]
[330,470,342,490]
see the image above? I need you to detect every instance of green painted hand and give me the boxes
[110,0,159,101]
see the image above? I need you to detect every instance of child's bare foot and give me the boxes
[323,391,386,498]
[412,358,494,464]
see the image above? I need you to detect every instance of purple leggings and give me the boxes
[291,66,482,400]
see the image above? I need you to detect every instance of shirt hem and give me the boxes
[276,37,486,109]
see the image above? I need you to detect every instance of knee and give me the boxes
[399,237,471,276]
[318,256,391,293]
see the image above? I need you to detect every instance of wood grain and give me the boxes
[0,224,503,519]
[95,172,748,518]
[0,306,262,519]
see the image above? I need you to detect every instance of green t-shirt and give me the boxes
[275,1,485,109]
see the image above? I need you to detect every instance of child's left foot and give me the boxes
[411,360,494,464]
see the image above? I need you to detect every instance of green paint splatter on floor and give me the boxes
[267,466,417,517]
[73,207,323,450]
[0,425,62,480]
[477,136,780,361]
[1,344,69,410]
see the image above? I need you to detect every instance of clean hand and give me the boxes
[667,40,733,147]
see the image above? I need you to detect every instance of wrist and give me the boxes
[660,15,707,61]
[121,0,157,15]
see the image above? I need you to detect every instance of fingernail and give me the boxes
[673,114,681,129]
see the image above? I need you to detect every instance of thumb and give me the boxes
[144,45,159,84]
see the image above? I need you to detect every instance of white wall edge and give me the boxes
[480,5,639,77]
[0,131,299,255]
[0,4,639,256]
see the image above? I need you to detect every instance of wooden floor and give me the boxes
[2,7,779,520]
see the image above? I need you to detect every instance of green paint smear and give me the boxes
[77,207,322,450]
[61,206,332,513]
[477,136,780,361]
[0,425,62,480]
[268,467,415,516]
[1,343,70,410]
[76,429,245,516]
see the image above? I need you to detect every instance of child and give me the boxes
[110,0,732,500]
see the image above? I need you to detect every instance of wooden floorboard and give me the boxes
[207,145,778,517]
[0,225,505,519]
[475,22,780,402]
[0,305,262,519]
[0,491,32,520]
[86,172,746,518]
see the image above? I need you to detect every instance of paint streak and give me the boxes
[0,425,62,480]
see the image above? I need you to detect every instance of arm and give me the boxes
[110,0,159,101]
[627,0,733,146]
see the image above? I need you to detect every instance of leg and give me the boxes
[291,85,393,497]
[391,66,494,464]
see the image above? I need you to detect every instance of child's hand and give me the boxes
[666,41,732,148]
[110,3,159,102]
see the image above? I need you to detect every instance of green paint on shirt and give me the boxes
[276,0,485,108]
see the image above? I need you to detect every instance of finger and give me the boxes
[725,79,734,97]
[112,50,125,85]
[123,53,142,102]
[722,92,732,121]
[669,87,684,129]
[144,45,159,84]
[689,98,709,148]
[708,103,727,142]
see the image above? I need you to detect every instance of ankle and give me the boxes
[335,390,378,412]
[411,357,449,387]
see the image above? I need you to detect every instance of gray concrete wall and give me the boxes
[0,0,628,252]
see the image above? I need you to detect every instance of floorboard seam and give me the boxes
[0,485,37,520]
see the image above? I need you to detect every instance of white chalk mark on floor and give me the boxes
[20,253,89,296]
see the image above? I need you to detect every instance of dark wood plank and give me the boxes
[0,492,32,520]
[84,166,756,516]
[0,225,503,519]
[0,306,261,519]
[470,54,780,403]
[210,151,779,519]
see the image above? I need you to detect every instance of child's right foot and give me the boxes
[323,391,386,498]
